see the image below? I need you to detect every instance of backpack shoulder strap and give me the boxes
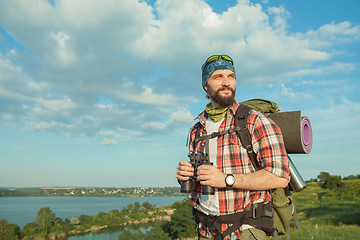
[186,121,201,149]
[234,105,261,171]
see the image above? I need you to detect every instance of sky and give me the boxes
[0,0,359,188]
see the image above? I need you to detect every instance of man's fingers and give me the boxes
[177,163,194,174]
[176,161,194,182]
[177,175,190,181]
[179,160,192,166]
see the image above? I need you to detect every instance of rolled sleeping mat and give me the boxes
[268,111,313,154]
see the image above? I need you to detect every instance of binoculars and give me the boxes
[180,153,215,195]
[180,154,306,194]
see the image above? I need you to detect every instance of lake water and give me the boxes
[0,196,186,229]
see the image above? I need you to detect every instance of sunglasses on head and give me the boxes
[202,55,234,71]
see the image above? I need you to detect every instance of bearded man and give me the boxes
[176,55,289,240]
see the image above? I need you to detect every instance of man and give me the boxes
[176,55,289,240]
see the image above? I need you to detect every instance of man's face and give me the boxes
[205,69,236,107]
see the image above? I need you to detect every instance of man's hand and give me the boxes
[197,165,226,188]
[176,160,195,181]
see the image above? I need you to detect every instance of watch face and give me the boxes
[226,174,235,186]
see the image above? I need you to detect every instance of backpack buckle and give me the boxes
[252,204,259,219]
[246,145,254,154]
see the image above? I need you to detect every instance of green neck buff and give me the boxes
[205,103,230,122]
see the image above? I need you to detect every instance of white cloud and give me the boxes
[141,108,194,135]
[267,5,290,30]
[304,21,360,48]
[280,83,312,99]
[143,121,166,131]
[97,130,115,137]
[51,31,75,65]
[35,97,77,112]
[280,62,356,80]
[0,0,359,144]
[27,81,48,91]
[202,7,223,28]
[101,139,118,146]
[95,103,114,109]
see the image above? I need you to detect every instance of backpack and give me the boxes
[192,99,301,239]
[236,100,300,239]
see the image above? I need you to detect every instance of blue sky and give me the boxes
[0,0,359,188]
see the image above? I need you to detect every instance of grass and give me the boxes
[270,182,360,240]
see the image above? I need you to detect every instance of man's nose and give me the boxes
[222,77,230,86]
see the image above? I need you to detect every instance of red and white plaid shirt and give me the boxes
[188,101,289,239]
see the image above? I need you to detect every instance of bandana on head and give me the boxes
[201,57,235,90]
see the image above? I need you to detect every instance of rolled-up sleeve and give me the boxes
[249,111,289,180]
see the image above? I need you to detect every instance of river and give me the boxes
[0,196,186,228]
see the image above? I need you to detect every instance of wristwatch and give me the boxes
[225,174,235,187]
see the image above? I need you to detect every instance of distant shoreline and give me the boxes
[0,186,187,198]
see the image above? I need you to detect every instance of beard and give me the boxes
[208,86,236,107]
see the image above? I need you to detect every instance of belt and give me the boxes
[193,203,274,239]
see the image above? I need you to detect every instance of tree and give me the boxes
[22,222,37,237]
[318,172,331,182]
[35,207,55,233]
[165,199,196,239]
[323,175,342,190]
[144,224,170,240]
[343,175,357,180]
[97,211,107,219]
[142,202,153,211]
[63,218,73,232]
[117,229,138,240]
[127,203,134,213]
[54,217,63,225]
[0,219,21,240]
[110,209,120,217]
[134,201,141,212]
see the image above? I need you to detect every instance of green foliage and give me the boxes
[22,222,37,237]
[118,229,145,240]
[0,219,21,240]
[134,201,141,211]
[315,171,360,200]
[116,222,171,239]
[142,202,153,211]
[35,207,55,233]
[326,180,360,201]
[164,198,197,239]
[70,217,80,225]
[317,171,331,182]
[323,175,343,189]
[343,174,360,180]
[144,224,171,240]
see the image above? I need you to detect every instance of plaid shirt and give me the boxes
[188,101,289,239]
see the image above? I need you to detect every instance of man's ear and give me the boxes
[204,85,208,93]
